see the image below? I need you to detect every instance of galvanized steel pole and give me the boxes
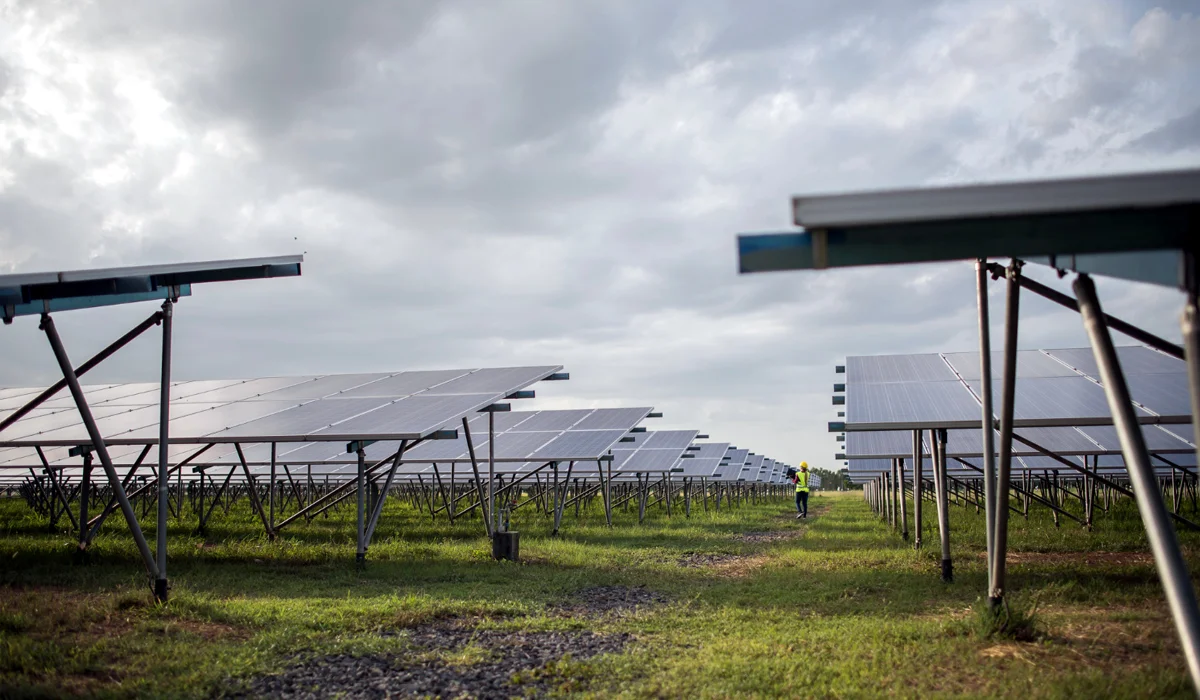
[912,430,923,549]
[355,447,366,565]
[155,299,173,602]
[933,428,952,582]
[976,259,997,584]
[489,410,497,534]
[990,261,1020,608]
[1077,273,1200,690]
[41,314,159,581]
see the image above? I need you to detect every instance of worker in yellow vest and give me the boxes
[794,462,810,519]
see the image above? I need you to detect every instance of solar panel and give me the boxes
[333,370,474,398]
[1077,425,1194,452]
[571,407,652,430]
[206,398,392,440]
[309,394,499,441]
[845,431,913,457]
[641,431,695,449]
[624,449,685,472]
[1123,373,1191,417]
[173,377,316,404]
[133,401,299,440]
[1047,346,1184,378]
[966,377,1143,424]
[847,354,957,383]
[504,409,592,432]
[422,367,560,395]
[943,350,1080,380]
[530,430,628,460]
[40,382,163,410]
[847,381,980,426]
[4,405,133,441]
[254,374,393,402]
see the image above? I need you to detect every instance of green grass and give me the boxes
[0,490,1195,698]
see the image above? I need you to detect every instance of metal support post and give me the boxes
[356,447,366,565]
[269,443,276,534]
[933,428,952,582]
[155,298,173,601]
[912,430,923,548]
[603,459,613,527]
[989,260,1020,608]
[898,457,909,541]
[41,314,159,583]
[77,452,92,556]
[462,417,492,536]
[489,410,497,534]
[1077,273,1200,689]
[977,259,997,585]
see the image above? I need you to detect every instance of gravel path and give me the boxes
[233,623,631,699]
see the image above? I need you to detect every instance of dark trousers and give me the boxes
[795,490,808,515]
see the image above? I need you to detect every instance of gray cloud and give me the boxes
[0,0,1196,467]
[1131,106,1200,153]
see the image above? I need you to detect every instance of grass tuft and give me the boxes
[971,595,1042,642]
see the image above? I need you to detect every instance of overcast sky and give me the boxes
[1,0,1198,469]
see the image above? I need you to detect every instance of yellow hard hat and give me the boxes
[800,461,808,468]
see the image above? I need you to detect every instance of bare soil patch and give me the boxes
[678,552,742,568]
[736,530,804,544]
[548,585,669,617]
[240,621,630,699]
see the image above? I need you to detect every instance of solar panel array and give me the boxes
[0,367,562,449]
[837,346,1196,477]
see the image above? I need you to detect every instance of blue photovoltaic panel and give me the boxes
[966,377,1136,423]
[309,394,497,440]
[505,409,592,432]
[571,407,652,430]
[847,381,980,425]
[207,398,392,439]
[612,431,652,449]
[845,431,913,457]
[129,400,298,440]
[333,370,474,398]
[400,437,473,461]
[39,382,162,410]
[423,366,560,395]
[1047,346,1183,378]
[1125,373,1191,417]
[1161,424,1194,445]
[641,430,698,449]
[626,449,687,472]
[462,412,530,434]
[847,354,958,383]
[725,449,749,470]
[170,377,317,404]
[530,430,628,460]
[943,350,1081,380]
[1077,424,1193,452]
[1009,427,1103,454]
[488,431,560,458]
[254,374,392,402]
[4,405,139,441]
[273,442,342,464]
[693,443,731,460]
